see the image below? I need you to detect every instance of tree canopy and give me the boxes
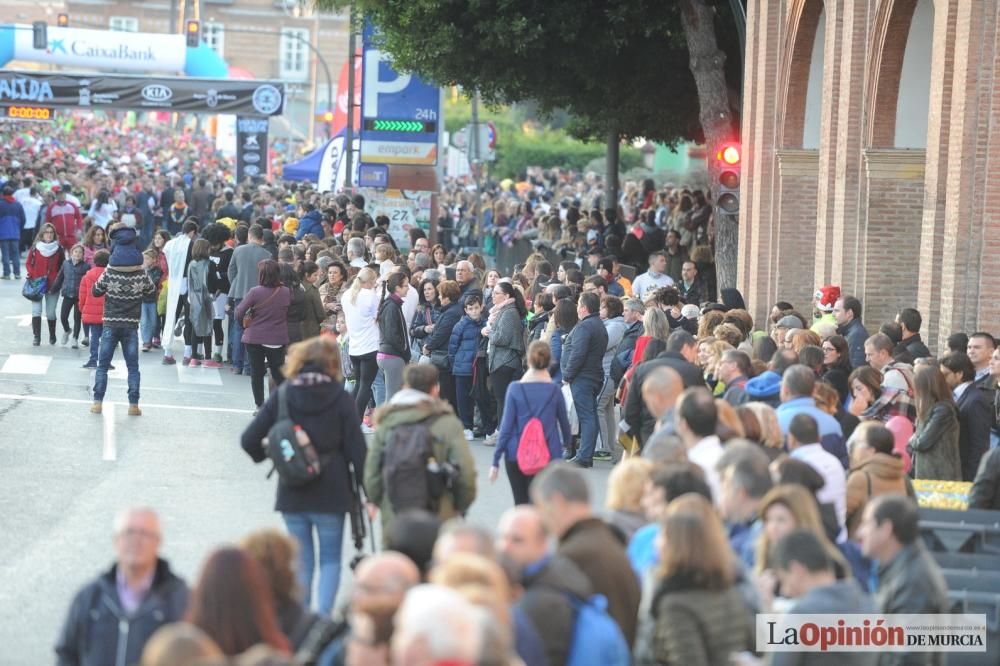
[317,0,741,146]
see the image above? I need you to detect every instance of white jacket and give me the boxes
[342,287,380,355]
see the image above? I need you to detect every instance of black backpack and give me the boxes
[265,385,323,488]
[382,415,455,512]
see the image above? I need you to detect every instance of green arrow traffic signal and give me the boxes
[366,119,434,132]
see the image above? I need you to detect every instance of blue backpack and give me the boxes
[565,593,631,666]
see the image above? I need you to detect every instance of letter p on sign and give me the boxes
[363,50,411,116]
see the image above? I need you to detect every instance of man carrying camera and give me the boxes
[364,364,477,546]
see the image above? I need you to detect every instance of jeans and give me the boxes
[372,367,386,407]
[231,298,249,371]
[86,324,104,366]
[245,344,286,407]
[31,292,59,320]
[570,376,602,462]
[350,352,378,420]
[60,297,82,338]
[0,239,19,277]
[596,376,621,459]
[94,327,140,404]
[377,355,406,402]
[140,301,159,345]
[283,512,346,616]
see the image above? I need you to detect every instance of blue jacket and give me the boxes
[449,314,484,377]
[0,197,26,241]
[53,259,90,299]
[776,396,848,467]
[549,328,565,383]
[494,381,572,467]
[560,313,608,384]
[839,318,869,369]
[294,210,324,240]
[425,299,464,353]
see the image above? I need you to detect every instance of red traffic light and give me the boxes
[717,143,741,166]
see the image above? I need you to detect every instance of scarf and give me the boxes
[483,298,514,336]
[35,239,61,257]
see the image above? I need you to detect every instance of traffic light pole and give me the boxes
[343,1,357,191]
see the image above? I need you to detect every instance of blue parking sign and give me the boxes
[360,21,440,166]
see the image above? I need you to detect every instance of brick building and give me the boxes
[739,0,999,351]
[5,0,349,137]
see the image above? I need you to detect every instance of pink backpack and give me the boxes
[516,384,553,475]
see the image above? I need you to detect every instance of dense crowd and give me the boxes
[3,119,999,666]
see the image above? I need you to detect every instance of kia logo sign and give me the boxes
[243,152,261,164]
[141,84,172,102]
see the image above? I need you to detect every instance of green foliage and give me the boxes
[314,0,738,145]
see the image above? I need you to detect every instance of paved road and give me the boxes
[0,276,612,664]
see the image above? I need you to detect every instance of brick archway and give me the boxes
[779,0,825,148]
[866,0,922,147]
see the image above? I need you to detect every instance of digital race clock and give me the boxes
[0,105,55,121]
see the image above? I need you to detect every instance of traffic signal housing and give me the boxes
[32,21,47,50]
[185,20,200,47]
[716,142,741,216]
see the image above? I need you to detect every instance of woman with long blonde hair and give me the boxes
[341,267,380,425]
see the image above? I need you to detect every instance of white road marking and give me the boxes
[89,364,129,381]
[176,365,223,385]
[102,402,116,462]
[0,393,254,414]
[1,354,52,375]
[4,315,32,327]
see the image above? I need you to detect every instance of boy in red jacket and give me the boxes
[79,250,109,369]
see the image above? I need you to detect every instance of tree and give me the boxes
[321,0,741,286]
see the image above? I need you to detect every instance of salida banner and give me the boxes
[0,70,285,117]
[236,116,269,184]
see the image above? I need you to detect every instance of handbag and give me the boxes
[561,383,579,437]
[22,276,47,302]
[243,286,282,330]
[429,349,450,369]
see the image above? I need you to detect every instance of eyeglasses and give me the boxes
[822,346,836,353]
[118,528,160,541]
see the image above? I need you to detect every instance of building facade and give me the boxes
[739,0,999,351]
[6,0,349,138]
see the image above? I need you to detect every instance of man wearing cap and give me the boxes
[811,285,840,334]
[45,187,84,252]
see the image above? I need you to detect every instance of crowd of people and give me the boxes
[4,119,999,665]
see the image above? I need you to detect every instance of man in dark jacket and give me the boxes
[969,447,1000,510]
[0,185,26,279]
[834,296,869,368]
[894,308,931,360]
[56,508,189,666]
[532,463,640,646]
[561,292,608,467]
[857,495,949,666]
[940,352,992,481]
[454,260,483,306]
[625,330,705,447]
[610,298,644,385]
[498,505,593,666]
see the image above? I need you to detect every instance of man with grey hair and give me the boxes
[641,365,684,442]
[777,364,848,467]
[346,237,367,270]
[716,441,773,568]
[610,297,645,385]
[391,585,485,666]
[56,507,188,666]
[531,462,641,645]
[454,260,483,306]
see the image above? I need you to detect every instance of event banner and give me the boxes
[0,70,285,116]
[236,116,269,184]
[11,25,187,73]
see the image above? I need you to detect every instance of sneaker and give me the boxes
[182,356,192,366]
[463,429,475,441]
[189,358,201,367]
[0,275,8,280]
[162,355,177,365]
[128,405,141,416]
[593,450,613,461]
[108,364,116,371]
[90,402,102,414]
[201,359,222,368]
[484,430,498,446]
[568,456,594,468]
[32,337,40,347]
[82,362,96,369]
[212,353,223,363]
[231,367,243,375]
[61,331,70,346]
[71,338,79,349]
[151,338,161,349]
[141,343,152,352]
[81,337,89,347]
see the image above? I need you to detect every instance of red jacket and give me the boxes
[45,201,83,250]
[25,247,64,287]
[79,266,106,325]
